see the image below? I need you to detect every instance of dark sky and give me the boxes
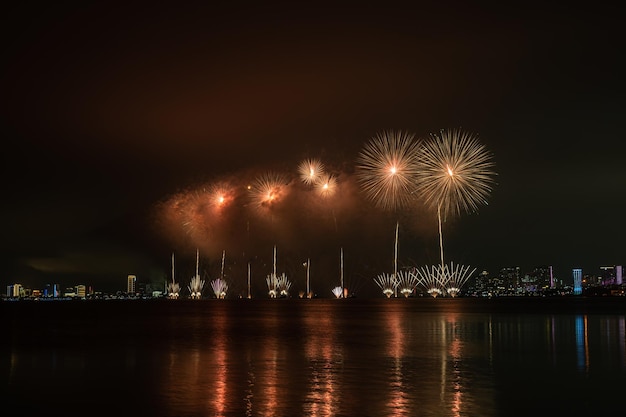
[1,2,623,295]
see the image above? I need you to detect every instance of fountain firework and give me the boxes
[210,278,228,299]
[396,270,418,298]
[414,265,445,298]
[210,250,229,299]
[374,273,397,298]
[331,286,343,299]
[443,262,476,297]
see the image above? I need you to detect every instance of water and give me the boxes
[2,297,625,416]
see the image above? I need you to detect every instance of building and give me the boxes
[127,275,137,294]
[7,284,23,298]
[499,267,521,294]
[76,285,86,299]
[572,268,582,295]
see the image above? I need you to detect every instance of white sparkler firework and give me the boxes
[332,286,343,299]
[266,273,292,298]
[210,278,228,299]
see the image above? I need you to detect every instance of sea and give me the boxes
[2,297,626,417]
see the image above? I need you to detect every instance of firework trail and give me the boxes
[167,252,180,298]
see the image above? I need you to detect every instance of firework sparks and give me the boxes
[315,174,337,198]
[188,274,205,299]
[396,270,418,298]
[414,265,445,298]
[207,182,235,212]
[443,262,476,297]
[210,278,228,299]
[298,158,326,185]
[356,130,421,211]
[331,286,343,299]
[250,172,290,210]
[266,273,292,298]
[415,128,497,219]
[374,273,398,298]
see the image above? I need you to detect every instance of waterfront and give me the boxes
[2,297,625,416]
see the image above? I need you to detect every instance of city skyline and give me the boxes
[1,3,623,294]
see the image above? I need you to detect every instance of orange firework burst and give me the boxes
[250,171,290,209]
[315,174,337,198]
[207,182,235,212]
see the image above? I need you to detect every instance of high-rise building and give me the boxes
[499,267,521,293]
[573,268,582,295]
[127,275,137,294]
[616,266,623,286]
[76,285,86,298]
[600,266,616,286]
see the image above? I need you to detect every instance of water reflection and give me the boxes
[303,306,339,416]
[575,315,589,373]
[7,300,626,416]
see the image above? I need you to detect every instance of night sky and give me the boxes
[1,2,623,295]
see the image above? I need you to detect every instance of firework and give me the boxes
[266,272,292,298]
[443,262,476,297]
[331,286,343,299]
[298,158,326,185]
[188,274,205,299]
[167,252,180,299]
[414,128,496,274]
[250,171,290,209]
[396,270,418,298]
[207,182,235,212]
[188,249,205,299]
[374,273,397,298]
[315,174,337,198]
[414,265,445,298]
[415,128,496,219]
[210,278,228,299]
[356,130,421,211]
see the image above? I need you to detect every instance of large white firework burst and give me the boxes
[415,128,497,219]
[356,130,421,211]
